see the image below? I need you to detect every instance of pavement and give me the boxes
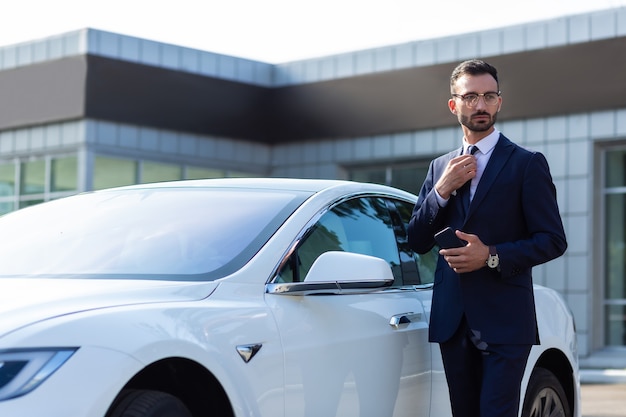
[580,369,626,417]
[581,383,626,417]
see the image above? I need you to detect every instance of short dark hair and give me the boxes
[450,59,499,91]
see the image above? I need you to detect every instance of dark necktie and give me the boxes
[461,145,478,212]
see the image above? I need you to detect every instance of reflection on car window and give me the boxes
[394,200,438,285]
[276,197,402,285]
[0,188,309,280]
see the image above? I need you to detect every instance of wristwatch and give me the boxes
[487,245,500,270]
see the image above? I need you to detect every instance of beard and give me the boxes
[459,111,497,132]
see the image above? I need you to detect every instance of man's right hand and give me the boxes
[435,154,477,199]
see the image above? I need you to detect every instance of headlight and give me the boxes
[0,348,76,401]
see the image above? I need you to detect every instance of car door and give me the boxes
[392,199,452,417]
[265,195,432,417]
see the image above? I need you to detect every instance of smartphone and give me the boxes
[434,227,465,248]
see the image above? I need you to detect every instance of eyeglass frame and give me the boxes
[451,91,501,107]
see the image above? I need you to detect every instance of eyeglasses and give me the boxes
[451,91,501,107]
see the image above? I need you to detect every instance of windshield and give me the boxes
[0,187,309,280]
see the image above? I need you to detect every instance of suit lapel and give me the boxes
[465,135,515,220]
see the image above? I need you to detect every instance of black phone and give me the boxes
[434,227,465,248]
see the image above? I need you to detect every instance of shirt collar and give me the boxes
[463,128,500,154]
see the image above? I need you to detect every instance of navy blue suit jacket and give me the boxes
[408,134,567,345]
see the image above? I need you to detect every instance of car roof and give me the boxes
[95,177,417,200]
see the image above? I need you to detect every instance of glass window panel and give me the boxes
[51,156,78,192]
[227,170,259,178]
[142,161,182,184]
[348,162,430,195]
[604,149,626,347]
[605,193,626,300]
[0,163,15,197]
[391,165,429,195]
[606,150,626,188]
[349,167,386,185]
[20,159,45,195]
[0,200,14,215]
[605,304,626,346]
[94,156,137,190]
[185,167,224,180]
[19,199,44,209]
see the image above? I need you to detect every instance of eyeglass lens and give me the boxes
[457,93,499,107]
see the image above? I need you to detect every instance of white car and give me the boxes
[0,178,580,417]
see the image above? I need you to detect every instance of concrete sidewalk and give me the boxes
[580,369,626,417]
[581,382,626,417]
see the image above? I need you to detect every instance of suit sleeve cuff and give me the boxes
[435,188,449,207]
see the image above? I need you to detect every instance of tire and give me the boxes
[106,389,192,417]
[521,367,571,417]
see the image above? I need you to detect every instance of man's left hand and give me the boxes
[439,230,490,274]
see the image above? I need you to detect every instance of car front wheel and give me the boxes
[106,389,192,417]
[521,367,571,417]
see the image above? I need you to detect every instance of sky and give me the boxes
[2,0,626,63]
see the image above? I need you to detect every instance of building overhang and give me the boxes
[0,36,623,144]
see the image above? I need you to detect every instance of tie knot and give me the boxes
[467,145,478,155]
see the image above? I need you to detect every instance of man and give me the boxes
[407,59,567,417]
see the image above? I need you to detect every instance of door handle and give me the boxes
[389,312,423,328]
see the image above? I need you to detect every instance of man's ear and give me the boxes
[448,98,457,114]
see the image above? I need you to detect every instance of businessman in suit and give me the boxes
[407,59,567,417]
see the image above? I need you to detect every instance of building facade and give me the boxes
[0,7,625,367]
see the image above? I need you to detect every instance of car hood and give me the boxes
[0,278,219,338]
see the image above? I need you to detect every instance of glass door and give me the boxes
[604,149,626,346]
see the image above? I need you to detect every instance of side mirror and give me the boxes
[266,251,394,296]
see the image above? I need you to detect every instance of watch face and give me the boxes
[487,255,499,268]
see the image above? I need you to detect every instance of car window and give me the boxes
[275,196,402,285]
[392,200,438,286]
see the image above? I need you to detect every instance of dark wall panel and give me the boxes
[268,63,453,141]
[485,37,626,123]
[0,57,87,130]
[269,37,626,142]
[84,55,272,141]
